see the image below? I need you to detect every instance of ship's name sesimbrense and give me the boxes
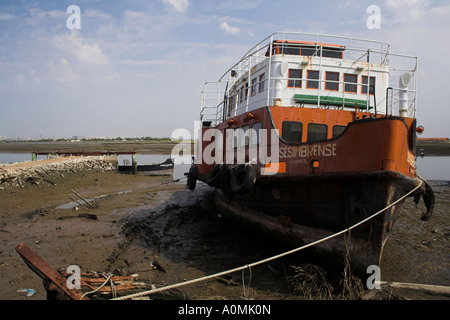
[279,143,337,159]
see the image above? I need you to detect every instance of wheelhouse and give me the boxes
[200,31,418,147]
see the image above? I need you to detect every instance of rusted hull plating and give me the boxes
[214,170,427,273]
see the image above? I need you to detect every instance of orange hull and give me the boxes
[196,106,417,179]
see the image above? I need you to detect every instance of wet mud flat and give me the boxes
[0,163,449,300]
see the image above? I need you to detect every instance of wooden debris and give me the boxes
[15,242,153,300]
[15,242,85,300]
[71,189,95,208]
[377,281,450,297]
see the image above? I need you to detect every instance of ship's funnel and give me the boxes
[399,72,412,117]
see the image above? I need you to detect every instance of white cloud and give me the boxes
[52,31,109,66]
[24,7,67,25]
[384,0,431,23]
[218,0,262,11]
[0,13,17,21]
[48,58,80,83]
[84,9,113,20]
[162,0,189,12]
[219,21,240,35]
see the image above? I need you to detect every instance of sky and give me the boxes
[0,0,449,139]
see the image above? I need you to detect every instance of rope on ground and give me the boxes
[81,273,114,300]
[111,179,424,300]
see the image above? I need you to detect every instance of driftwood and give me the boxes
[15,242,153,300]
[376,281,450,297]
[70,189,95,208]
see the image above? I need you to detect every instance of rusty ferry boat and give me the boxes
[187,32,434,272]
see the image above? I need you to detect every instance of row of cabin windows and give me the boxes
[271,44,344,59]
[287,69,375,94]
[233,73,266,105]
[231,122,263,148]
[229,121,346,148]
[282,121,346,143]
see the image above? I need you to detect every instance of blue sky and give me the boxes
[0,0,449,138]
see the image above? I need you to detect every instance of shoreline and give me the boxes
[0,140,448,156]
[0,141,181,155]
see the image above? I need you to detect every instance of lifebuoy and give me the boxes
[187,166,198,190]
[230,164,256,194]
[206,164,222,187]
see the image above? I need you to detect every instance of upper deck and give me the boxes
[200,32,418,126]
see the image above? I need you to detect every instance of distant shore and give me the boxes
[0,141,181,155]
[0,140,448,156]
[416,140,450,156]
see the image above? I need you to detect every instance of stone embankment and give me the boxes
[0,156,117,190]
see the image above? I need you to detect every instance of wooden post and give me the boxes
[132,154,137,175]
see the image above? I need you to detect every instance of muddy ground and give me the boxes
[0,166,449,301]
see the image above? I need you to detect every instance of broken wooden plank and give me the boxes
[376,281,450,297]
[59,271,137,284]
[15,242,86,300]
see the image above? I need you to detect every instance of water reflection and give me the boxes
[415,156,450,181]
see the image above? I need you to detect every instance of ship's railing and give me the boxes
[382,53,418,117]
[200,81,226,126]
[200,31,419,124]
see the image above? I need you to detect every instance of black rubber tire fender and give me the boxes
[230,164,256,194]
[206,164,222,187]
[220,165,233,196]
[187,166,198,190]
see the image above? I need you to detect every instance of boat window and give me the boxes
[239,85,246,103]
[307,123,328,143]
[281,44,300,55]
[251,122,263,145]
[232,128,239,148]
[306,70,320,89]
[322,48,343,59]
[362,76,375,95]
[259,73,266,92]
[251,78,257,96]
[272,44,300,55]
[300,46,319,56]
[241,125,250,147]
[227,96,234,117]
[344,74,358,93]
[288,69,302,88]
[332,125,346,138]
[282,121,303,143]
[325,72,339,91]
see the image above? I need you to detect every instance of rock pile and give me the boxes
[0,156,116,191]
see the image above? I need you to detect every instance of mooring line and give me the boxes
[111,179,424,300]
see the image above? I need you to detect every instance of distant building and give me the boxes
[417,138,449,141]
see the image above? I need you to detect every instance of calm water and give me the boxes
[0,153,449,181]
[415,156,450,180]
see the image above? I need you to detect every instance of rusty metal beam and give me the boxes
[15,243,86,300]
